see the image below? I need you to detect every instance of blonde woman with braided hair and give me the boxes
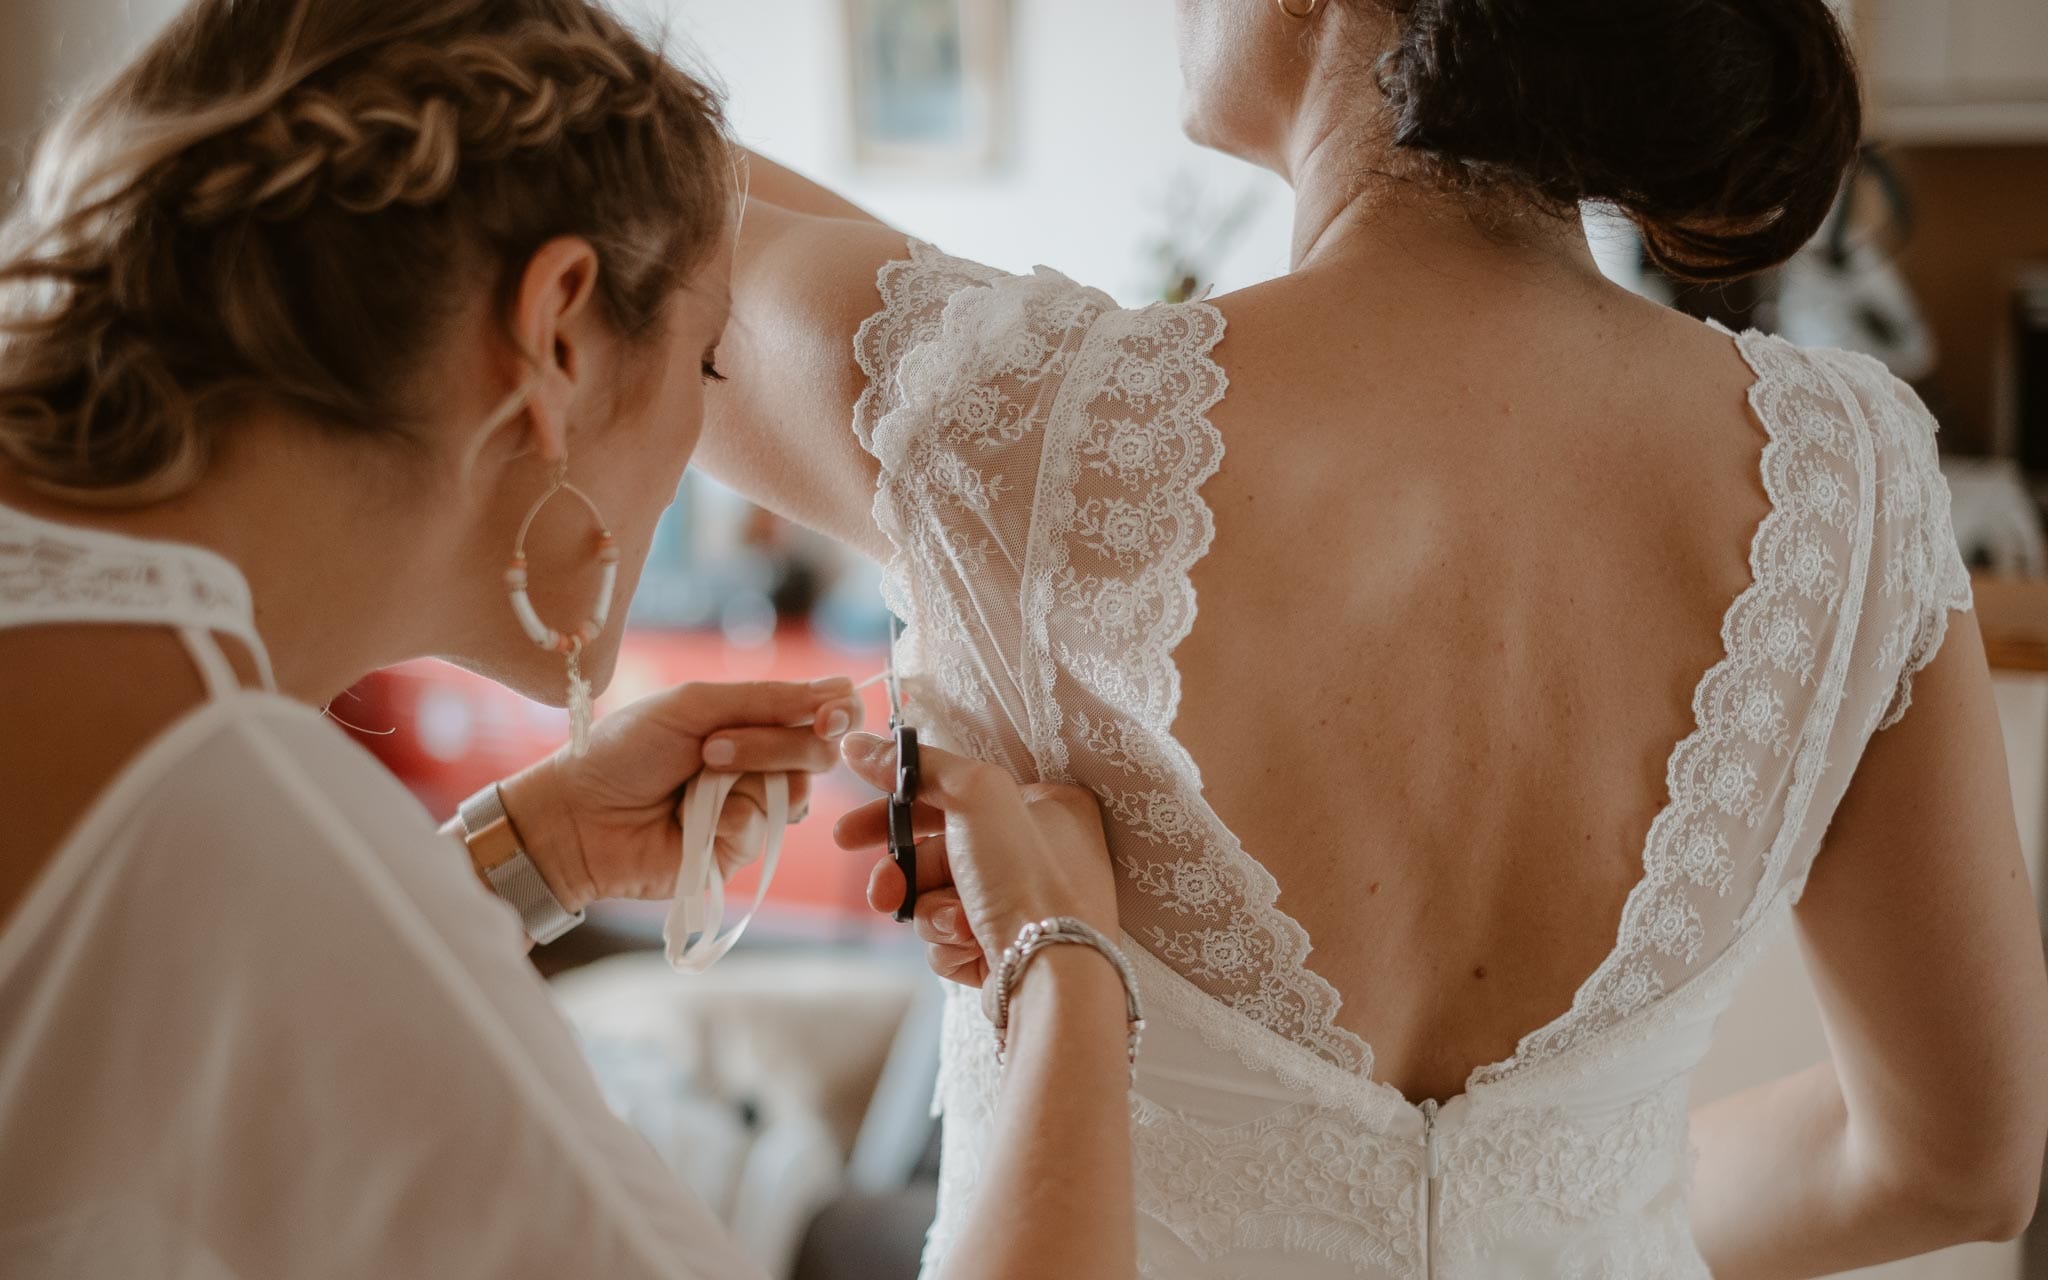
[0,1,1139,1277]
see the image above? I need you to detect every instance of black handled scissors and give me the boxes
[885,617,919,924]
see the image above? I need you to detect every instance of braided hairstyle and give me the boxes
[0,0,732,504]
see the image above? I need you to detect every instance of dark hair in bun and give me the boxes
[1373,0,1862,282]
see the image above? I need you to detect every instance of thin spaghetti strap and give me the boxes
[249,642,279,694]
[180,628,244,701]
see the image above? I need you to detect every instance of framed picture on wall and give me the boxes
[845,0,1010,173]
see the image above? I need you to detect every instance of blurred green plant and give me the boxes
[1139,169,1267,303]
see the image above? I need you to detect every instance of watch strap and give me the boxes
[458,783,585,945]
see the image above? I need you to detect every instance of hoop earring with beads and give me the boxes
[505,461,619,756]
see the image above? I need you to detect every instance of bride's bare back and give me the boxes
[1180,255,1770,1099]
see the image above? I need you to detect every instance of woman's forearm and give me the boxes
[1689,1062,1993,1278]
[939,947,1137,1280]
[739,149,890,226]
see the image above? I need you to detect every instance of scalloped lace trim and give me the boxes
[1014,298,1369,1073]
[1473,327,1871,1082]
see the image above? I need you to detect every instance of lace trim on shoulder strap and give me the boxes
[1810,349,1975,732]
[1472,329,1875,1084]
[853,240,1009,454]
[855,240,1118,767]
[1018,300,1370,1072]
[1020,302,1231,745]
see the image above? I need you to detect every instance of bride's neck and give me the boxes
[1284,110,1604,292]
[1,417,457,704]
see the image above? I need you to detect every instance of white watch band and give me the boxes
[459,784,585,945]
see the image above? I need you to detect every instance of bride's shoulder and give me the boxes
[866,240,1124,350]
[858,243,1215,444]
[1705,324,1951,512]
[1725,326,1940,434]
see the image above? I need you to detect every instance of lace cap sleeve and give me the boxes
[852,241,1121,772]
[1842,356,1974,730]
[853,241,1011,452]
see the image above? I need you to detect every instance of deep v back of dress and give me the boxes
[1168,276,1785,1106]
[852,242,1971,1279]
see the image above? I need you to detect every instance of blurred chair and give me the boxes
[553,948,933,1279]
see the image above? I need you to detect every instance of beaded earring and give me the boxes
[506,461,619,756]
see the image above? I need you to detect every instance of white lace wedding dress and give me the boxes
[854,243,1974,1279]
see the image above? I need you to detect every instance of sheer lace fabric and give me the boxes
[857,244,1972,1278]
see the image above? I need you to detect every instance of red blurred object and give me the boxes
[339,624,894,929]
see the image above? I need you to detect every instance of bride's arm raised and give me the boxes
[741,152,889,226]
[1688,611,2048,1277]
[693,156,929,557]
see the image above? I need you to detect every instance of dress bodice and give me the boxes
[852,242,1973,1278]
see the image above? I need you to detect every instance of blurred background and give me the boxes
[4,2,2047,1277]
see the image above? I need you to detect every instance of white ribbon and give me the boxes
[663,771,789,973]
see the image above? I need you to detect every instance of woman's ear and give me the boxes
[511,237,604,464]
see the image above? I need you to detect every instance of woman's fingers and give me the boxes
[840,732,1027,819]
[701,725,841,774]
[809,693,866,741]
[839,733,1118,946]
[912,886,975,949]
[786,771,813,824]
[865,849,952,915]
[832,794,945,849]
[865,857,901,915]
[642,677,862,745]
[706,772,815,878]
[862,832,958,913]
[928,942,987,989]
[713,778,769,878]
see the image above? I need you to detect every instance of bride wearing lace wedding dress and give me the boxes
[700,0,2048,1276]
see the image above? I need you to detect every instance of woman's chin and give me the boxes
[441,639,623,709]
[1179,107,1257,168]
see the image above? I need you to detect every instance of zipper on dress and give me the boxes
[1421,1098,1440,1280]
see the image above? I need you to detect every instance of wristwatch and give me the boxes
[457,783,585,945]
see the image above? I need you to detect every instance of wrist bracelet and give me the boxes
[990,917,1145,1085]
[457,782,585,945]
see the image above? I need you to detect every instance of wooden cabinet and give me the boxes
[1857,0,2048,143]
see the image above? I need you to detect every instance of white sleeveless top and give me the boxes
[0,504,758,1280]
[856,243,1975,1279]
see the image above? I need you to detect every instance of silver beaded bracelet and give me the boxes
[990,917,1146,1085]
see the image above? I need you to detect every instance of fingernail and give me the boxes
[703,738,736,767]
[823,708,851,739]
[934,906,963,936]
[810,676,854,693]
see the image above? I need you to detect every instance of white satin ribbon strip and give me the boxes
[663,770,788,973]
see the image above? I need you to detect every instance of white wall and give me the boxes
[633,0,1298,302]
[6,0,1298,301]
[0,0,185,189]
